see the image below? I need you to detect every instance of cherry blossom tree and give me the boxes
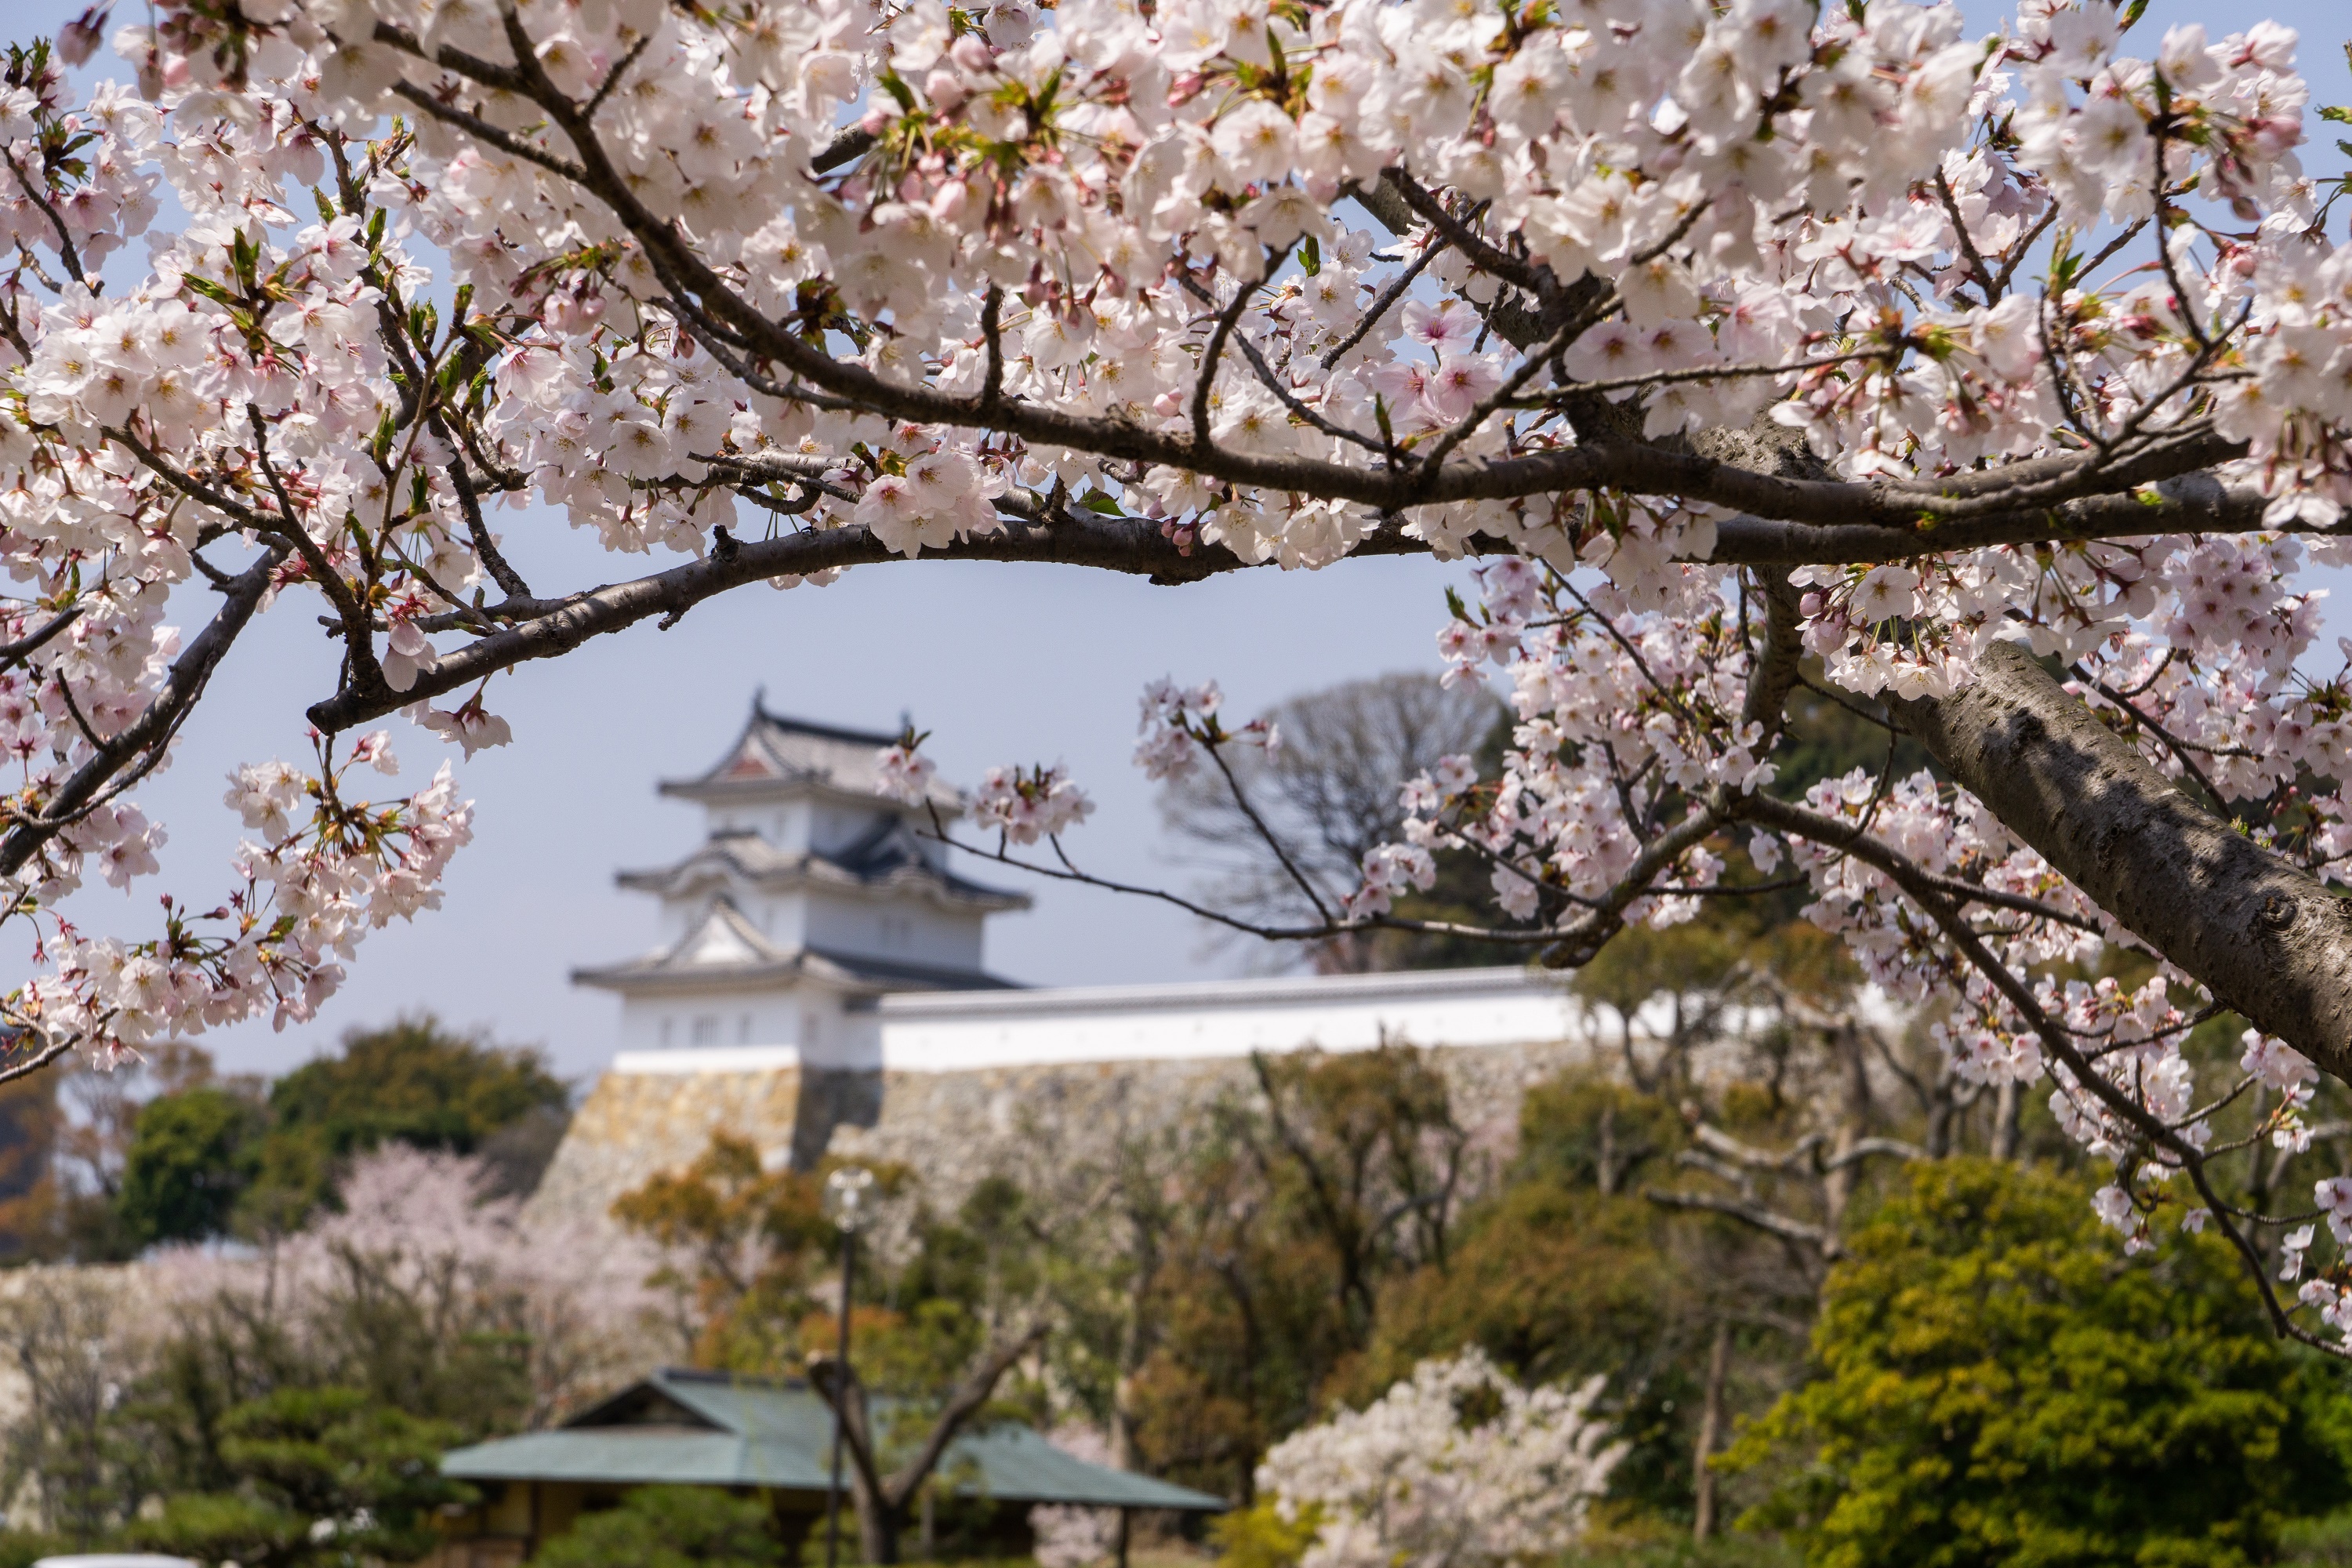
[1252,1348,1626,1568]
[1,0,2351,1341]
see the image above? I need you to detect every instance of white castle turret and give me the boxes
[535,701,1613,1210]
[572,700,1029,1069]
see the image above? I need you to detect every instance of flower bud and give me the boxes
[950,34,996,74]
[924,68,969,113]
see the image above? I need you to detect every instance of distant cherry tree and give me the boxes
[0,0,2349,1339]
[1252,1348,1626,1568]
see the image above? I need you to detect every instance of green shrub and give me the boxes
[534,1486,786,1568]
[122,1386,467,1568]
[1211,1498,1323,1568]
[1726,1159,2352,1568]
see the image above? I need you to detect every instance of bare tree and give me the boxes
[1163,673,1503,972]
[808,1323,1050,1564]
[0,1271,140,1543]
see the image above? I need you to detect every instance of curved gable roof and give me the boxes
[442,1369,1225,1511]
[662,702,961,811]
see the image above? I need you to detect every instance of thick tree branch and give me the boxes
[882,1323,1048,1509]
[1889,641,2352,1078]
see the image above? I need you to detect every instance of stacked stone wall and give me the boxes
[527,1035,1597,1232]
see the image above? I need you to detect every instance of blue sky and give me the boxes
[9,0,2350,1082]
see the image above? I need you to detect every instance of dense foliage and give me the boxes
[1730,1160,2352,1568]
[0,1145,658,1552]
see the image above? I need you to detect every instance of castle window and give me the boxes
[738,1014,752,1043]
[659,1016,673,1047]
[690,1014,720,1045]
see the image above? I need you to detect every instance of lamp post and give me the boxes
[822,1166,874,1568]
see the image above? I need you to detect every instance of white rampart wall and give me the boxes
[612,967,1590,1075]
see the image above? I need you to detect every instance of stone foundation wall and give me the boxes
[527,1035,1598,1232]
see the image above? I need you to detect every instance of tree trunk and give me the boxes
[812,1325,1046,1568]
[856,1489,899,1566]
[1596,1101,1620,1196]
[1990,1079,2020,1162]
[1692,1320,1733,1541]
[1820,1024,1871,1239]
[1893,641,2352,1075]
[1110,1212,1156,1472]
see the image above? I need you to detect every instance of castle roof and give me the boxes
[571,898,1020,997]
[660,699,962,811]
[616,815,1028,914]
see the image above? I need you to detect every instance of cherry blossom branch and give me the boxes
[374,42,2281,546]
[0,1033,75,1088]
[1750,776,2296,1264]
[1320,225,1452,370]
[0,543,289,873]
[1175,271,1387,454]
[1193,278,1258,452]
[0,605,83,670]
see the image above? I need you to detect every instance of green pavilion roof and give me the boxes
[441,1369,1225,1512]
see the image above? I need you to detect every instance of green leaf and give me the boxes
[1299,234,1322,276]
[2320,106,2352,124]
[1077,492,1126,516]
[2119,0,2148,28]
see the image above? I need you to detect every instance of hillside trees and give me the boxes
[0,1144,662,1544]
[5,0,2352,1344]
[114,1014,567,1243]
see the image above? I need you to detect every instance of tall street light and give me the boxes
[822,1165,874,1568]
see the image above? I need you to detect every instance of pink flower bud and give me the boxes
[58,7,107,66]
[924,68,968,113]
[929,177,971,227]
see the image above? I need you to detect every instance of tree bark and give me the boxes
[1692,1320,1733,1541]
[1820,1024,1871,1236]
[1893,641,2352,1078]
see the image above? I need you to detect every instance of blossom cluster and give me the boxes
[1256,1348,1625,1568]
[3,0,2352,1341]
[14,732,471,1062]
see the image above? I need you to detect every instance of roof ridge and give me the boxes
[752,702,900,749]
